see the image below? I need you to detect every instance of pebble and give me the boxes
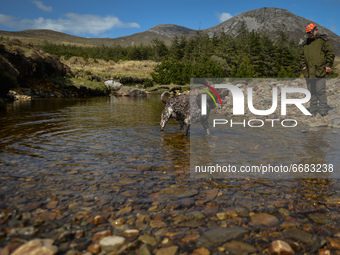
[150,220,167,228]
[122,229,140,238]
[197,227,248,246]
[181,232,200,243]
[138,234,158,246]
[250,213,280,227]
[87,243,100,254]
[308,213,332,224]
[8,227,37,237]
[269,240,294,255]
[139,244,151,255]
[326,237,340,250]
[99,236,126,252]
[0,240,26,255]
[23,202,43,212]
[92,230,111,242]
[318,249,331,255]
[11,239,58,255]
[46,201,58,209]
[91,215,104,225]
[223,240,257,254]
[191,247,210,255]
[283,229,316,246]
[156,246,178,255]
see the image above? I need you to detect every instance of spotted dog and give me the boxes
[160,91,225,136]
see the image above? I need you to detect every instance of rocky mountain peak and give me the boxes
[203,7,340,55]
[148,24,196,38]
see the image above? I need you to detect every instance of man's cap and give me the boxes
[306,23,317,33]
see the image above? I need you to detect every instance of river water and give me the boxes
[0,96,188,181]
[1,95,340,254]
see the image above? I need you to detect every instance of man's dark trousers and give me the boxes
[307,78,328,115]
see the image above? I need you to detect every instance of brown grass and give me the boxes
[62,57,159,90]
[61,57,158,79]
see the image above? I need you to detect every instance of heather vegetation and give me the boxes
[40,27,337,85]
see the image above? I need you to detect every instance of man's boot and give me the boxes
[308,104,319,115]
[318,106,329,116]
[318,100,329,116]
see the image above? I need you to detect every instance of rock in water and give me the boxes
[269,240,294,255]
[250,213,279,227]
[156,246,178,255]
[104,80,123,91]
[99,236,126,252]
[12,239,58,255]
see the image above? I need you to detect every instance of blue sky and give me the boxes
[1,0,340,38]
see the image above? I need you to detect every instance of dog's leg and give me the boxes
[160,108,172,131]
[182,118,190,136]
[160,117,169,131]
[201,119,211,135]
[178,120,184,130]
[182,124,190,136]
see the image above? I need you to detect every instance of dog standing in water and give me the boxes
[160,91,225,136]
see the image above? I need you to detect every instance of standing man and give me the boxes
[300,23,335,116]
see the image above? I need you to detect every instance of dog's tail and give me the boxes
[161,91,170,104]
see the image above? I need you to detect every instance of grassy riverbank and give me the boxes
[63,57,157,91]
[61,57,190,93]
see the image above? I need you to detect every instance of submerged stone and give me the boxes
[99,236,125,252]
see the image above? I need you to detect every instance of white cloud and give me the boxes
[0,14,16,26]
[0,13,140,36]
[217,12,233,23]
[32,0,52,12]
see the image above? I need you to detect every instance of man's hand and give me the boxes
[326,67,332,73]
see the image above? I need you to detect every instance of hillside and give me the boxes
[203,7,340,56]
[0,29,116,47]
[0,24,198,47]
[0,7,339,55]
[0,39,107,101]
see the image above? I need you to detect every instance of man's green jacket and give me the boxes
[299,34,335,78]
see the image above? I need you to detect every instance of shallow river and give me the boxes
[0,95,340,254]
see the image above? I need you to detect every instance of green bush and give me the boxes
[143,78,154,88]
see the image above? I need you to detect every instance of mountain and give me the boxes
[203,7,340,55]
[110,24,198,46]
[1,7,339,55]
